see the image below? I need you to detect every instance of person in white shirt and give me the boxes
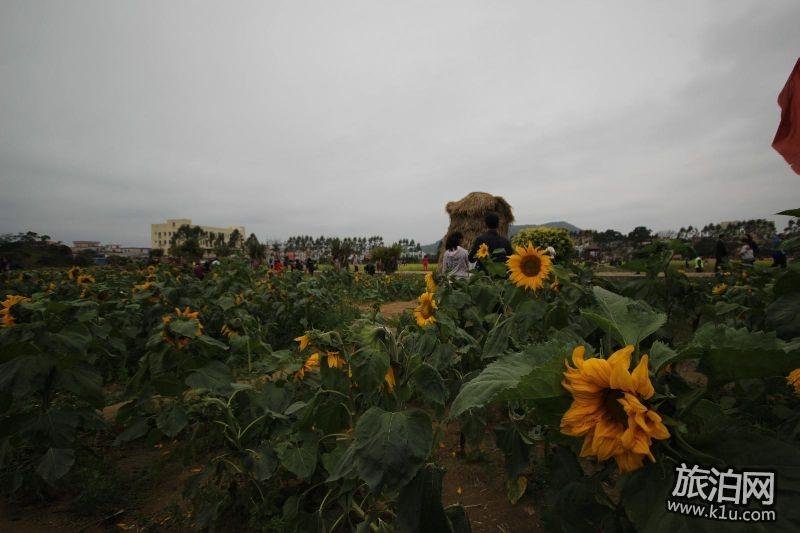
[443,231,470,278]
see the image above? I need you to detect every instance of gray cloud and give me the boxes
[1,0,799,247]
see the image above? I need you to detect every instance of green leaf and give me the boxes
[155,404,188,437]
[449,340,571,419]
[396,465,452,533]
[494,424,530,480]
[217,296,236,310]
[247,445,277,481]
[411,363,448,407]
[114,418,150,445]
[185,361,233,393]
[277,439,317,480]
[0,355,55,400]
[777,208,800,217]
[647,341,678,374]
[622,431,800,532]
[168,318,201,338]
[25,411,80,447]
[683,325,800,385]
[53,323,92,352]
[36,448,75,484]
[55,364,103,406]
[325,441,357,482]
[352,349,390,392]
[354,407,433,492]
[581,286,666,348]
[449,354,532,419]
[482,317,512,358]
[196,335,229,349]
[765,293,800,340]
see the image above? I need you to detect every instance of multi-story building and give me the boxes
[103,244,151,259]
[72,240,102,252]
[150,219,245,256]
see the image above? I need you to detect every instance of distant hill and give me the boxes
[420,221,581,255]
[509,221,581,236]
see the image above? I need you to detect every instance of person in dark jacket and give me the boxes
[468,212,514,270]
[714,237,727,272]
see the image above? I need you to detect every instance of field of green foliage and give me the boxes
[1,243,799,531]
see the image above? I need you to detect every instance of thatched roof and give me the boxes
[445,192,515,223]
[438,192,515,265]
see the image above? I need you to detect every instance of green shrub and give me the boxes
[511,227,574,260]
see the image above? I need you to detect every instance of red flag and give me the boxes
[773,58,800,175]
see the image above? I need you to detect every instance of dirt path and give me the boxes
[358,299,417,318]
[436,424,542,532]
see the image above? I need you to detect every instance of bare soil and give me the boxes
[436,423,543,532]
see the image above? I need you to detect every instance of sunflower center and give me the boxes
[521,256,541,277]
[602,389,627,425]
[420,301,433,317]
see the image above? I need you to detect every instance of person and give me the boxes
[294,258,303,272]
[468,212,514,269]
[305,257,316,275]
[193,262,205,280]
[365,262,376,275]
[771,236,788,268]
[422,255,429,271]
[714,237,727,272]
[545,245,556,260]
[745,234,759,257]
[443,232,470,278]
[739,239,755,266]
[273,259,284,273]
[693,255,704,272]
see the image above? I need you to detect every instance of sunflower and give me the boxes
[507,244,552,291]
[475,243,490,259]
[326,351,346,369]
[712,283,728,296]
[295,333,310,351]
[221,324,239,338]
[384,366,396,393]
[425,271,437,293]
[133,281,153,292]
[560,345,670,473]
[67,266,80,281]
[788,369,800,395]
[147,265,157,275]
[413,292,437,327]
[161,307,203,349]
[76,274,95,285]
[1,294,30,328]
[234,293,246,306]
[295,352,320,380]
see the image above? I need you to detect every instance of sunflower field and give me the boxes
[1,244,799,532]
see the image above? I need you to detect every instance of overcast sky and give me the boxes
[1,1,799,247]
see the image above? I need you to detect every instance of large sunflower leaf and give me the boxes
[681,325,800,385]
[449,340,572,419]
[276,438,317,480]
[582,286,666,348]
[621,431,800,532]
[36,448,75,484]
[353,407,433,493]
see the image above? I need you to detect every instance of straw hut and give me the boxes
[438,192,515,265]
